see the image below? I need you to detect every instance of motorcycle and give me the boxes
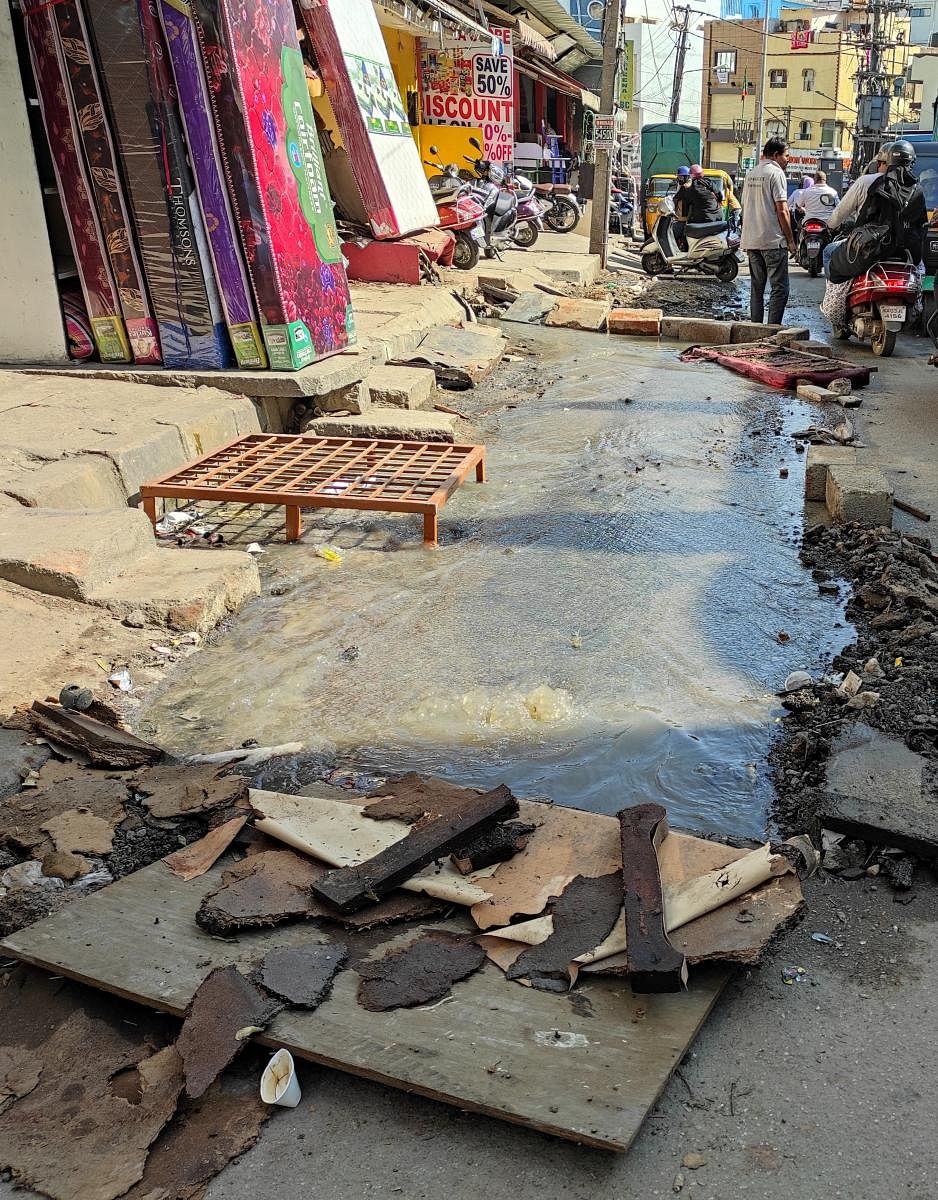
[510,172,551,249]
[609,185,635,237]
[833,257,920,357]
[533,182,581,233]
[797,218,831,278]
[639,194,741,281]
[424,150,487,270]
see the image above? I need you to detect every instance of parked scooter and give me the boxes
[833,256,921,357]
[461,137,518,258]
[639,194,741,281]
[797,218,831,278]
[609,186,635,237]
[424,150,487,270]
[510,172,550,248]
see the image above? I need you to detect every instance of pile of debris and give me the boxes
[772,521,938,893]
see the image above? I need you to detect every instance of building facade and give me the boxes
[701,5,914,175]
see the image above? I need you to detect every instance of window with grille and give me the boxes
[802,68,815,92]
[820,119,838,146]
[769,68,788,87]
[798,119,811,140]
[714,50,737,71]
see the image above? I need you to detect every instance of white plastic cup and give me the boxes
[260,1048,301,1108]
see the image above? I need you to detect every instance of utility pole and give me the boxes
[588,0,623,264]
[753,0,770,157]
[850,0,911,176]
[669,5,692,123]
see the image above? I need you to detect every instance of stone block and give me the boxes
[799,340,834,357]
[531,254,600,286]
[608,307,662,336]
[804,445,858,501]
[159,391,260,459]
[366,365,435,410]
[729,322,786,343]
[305,409,459,443]
[314,381,371,415]
[2,456,126,511]
[660,316,729,344]
[545,297,611,332]
[501,292,559,325]
[820,726,938,858]
[797,382,838,404]
[415,326,505,383]
[0,507,155,601]
[825,465,893,526]
[88,548,260,633]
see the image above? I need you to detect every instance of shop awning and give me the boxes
[477,2,557,59]
[374,0,495,43]
[517,54,600,110]
[512,0,603,61]
[423,0,498,42]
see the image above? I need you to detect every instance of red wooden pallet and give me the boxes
[140,434,486,546]
[681,342,875,389]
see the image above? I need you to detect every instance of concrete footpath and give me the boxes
[0,250,603,715]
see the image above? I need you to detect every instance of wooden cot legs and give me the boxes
[142,495,157,528]
[475,453,486,483]
[285,506,303,543]
[423,510,438,547]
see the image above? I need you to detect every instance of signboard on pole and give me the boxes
[418,25,514,164]
[593,114,616,151]
[618,39,635,108]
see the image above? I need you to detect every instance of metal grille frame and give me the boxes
[140,434,487,546]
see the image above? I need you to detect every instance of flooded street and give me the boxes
[142,323,848,839]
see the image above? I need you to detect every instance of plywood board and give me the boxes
[1,857,729,1151]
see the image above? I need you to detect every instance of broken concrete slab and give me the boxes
[525,253,600,286]
[308,381,371,416]
[804,445,859,501]
[608,307,662,336]
[29,702,162,769]
[365,364,436,410]
[41,808,114,855]
[414,326,505,384]
[820,725,938,857]
[88,548,261,634]
[134,765,249,819]
[0,1011,183,1200]
[0,1046,41,1116]
[544,297,611,332]
[0,773,129,857]
[304,409,458,443]
[176,966,280,1099]
[122,1071,270,1200]
[0,507,155,602]
[0,456,126,512]
[40,849,90,881]
[257,943,348,1008]
[660,316,732,344]
[826,465,894,526]
[506,872,623,992]
[357,930,486,1011]
[500,291,558,325]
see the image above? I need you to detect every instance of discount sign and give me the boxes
[419,26,514,164]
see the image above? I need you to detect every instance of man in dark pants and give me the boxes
[740,137,797,324]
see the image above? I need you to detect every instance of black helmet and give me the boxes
[885,139,915,168]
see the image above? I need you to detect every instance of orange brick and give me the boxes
[608,307,662,336]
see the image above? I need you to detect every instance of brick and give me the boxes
[804,445,858,501]
[544,297,611,332]
[659,316,729,344]
[825,465,893,526]
[608,307,662,336]
[797,382,838,404]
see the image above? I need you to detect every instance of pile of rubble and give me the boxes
[772,521,938,894]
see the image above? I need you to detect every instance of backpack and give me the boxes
[828,167,924,282]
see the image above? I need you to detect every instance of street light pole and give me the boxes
[669,5,692,123]
[588,0,623,263]
[753,0,770,155]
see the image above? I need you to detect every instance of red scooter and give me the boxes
[425,150,486,270]
[834,258,921,357]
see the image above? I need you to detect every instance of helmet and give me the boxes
[676,165,690,177]
[885,139,915,168]
[689,163,703,177]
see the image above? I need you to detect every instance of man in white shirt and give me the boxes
[798,170,839,222]
[741,137,797,324]
[828,149,889,233]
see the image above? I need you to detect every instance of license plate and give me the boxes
[807,241,820,251]
[470,226,485,242]
[879,304,906,321]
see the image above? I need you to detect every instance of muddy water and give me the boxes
[143,326,848,838]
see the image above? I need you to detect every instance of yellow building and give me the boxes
[701,5,914,176]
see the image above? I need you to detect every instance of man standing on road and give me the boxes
[741,137,797,324]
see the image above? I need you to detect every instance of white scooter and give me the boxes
[640,193,741,282]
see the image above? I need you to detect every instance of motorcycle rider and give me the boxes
[675,164,723,227]
[797,170,839,223]
[672,164,691,246]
